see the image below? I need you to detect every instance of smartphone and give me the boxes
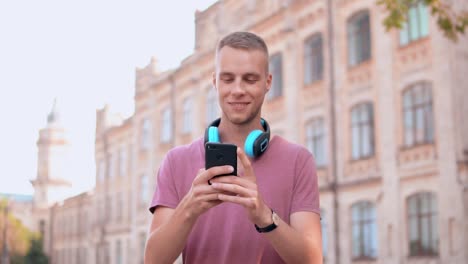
[205,142,237,177]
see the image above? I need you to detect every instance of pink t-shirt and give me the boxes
[150,136,320,264]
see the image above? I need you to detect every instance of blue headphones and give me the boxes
[204,118,271,158]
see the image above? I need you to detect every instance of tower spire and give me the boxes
[47,98,60,124]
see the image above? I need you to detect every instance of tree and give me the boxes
[24,237,48,264]
[378,0,468,41]
[1,199,48,264]
[0,200,31,258]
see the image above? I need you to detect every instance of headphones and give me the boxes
[204,118,271,158]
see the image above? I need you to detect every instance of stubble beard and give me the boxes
[223,105,262,127]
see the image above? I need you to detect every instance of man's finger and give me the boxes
[210,175,254,189]
[217,194,256,208]
[211,182,255,197]
[194,165,234,184]
[237,148,255,181]
[193,184,224,196]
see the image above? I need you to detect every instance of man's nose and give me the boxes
[232,79,246,94]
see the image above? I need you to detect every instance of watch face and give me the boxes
[272,212,280,225]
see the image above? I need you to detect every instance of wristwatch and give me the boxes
[255,209,279,233]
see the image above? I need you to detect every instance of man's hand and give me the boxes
[181,165,234,221]
[209,147,272,227]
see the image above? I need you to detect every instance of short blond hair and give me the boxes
[216,31,269,73]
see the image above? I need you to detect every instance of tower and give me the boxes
[31,100,72,209]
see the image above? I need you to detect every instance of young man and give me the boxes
[145,31,322,263]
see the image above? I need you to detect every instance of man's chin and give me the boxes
[225,115,256,126]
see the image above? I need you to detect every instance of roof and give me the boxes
[0,193,34,202]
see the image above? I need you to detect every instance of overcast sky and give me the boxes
[0,0,217,196]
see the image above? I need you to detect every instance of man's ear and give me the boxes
[265,73,272,93]
[212,71,217,90]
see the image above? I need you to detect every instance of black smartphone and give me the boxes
[205,142,237,177]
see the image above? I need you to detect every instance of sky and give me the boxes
[0,0,217,196]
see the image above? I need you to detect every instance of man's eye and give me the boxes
[245,78,258,84]
[222,78,234,83]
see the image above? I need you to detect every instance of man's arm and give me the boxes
[144,165,233,264]
[264,211,322,263]
[211,148,323,263]
[213,194,323,263]
[144,206,190,264]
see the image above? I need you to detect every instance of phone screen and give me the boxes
[205,142,237,177]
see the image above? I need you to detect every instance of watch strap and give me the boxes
[254,209,278,233]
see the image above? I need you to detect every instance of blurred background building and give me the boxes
[3,0,468,263]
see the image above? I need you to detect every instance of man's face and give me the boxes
[213,46,272,126]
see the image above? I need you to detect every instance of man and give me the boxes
[145,31,322,263]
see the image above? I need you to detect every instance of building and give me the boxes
[26,0,468,263]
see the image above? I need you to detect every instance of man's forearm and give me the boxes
[144,203,196,264]
[264,218,322,264]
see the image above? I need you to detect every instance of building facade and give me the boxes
[29,0,468,263]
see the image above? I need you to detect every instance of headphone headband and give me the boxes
[204,118,271,158]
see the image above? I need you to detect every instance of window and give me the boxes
[106,195,111,223]
[351,201,378,259]
[321,209,328,259]
[127,239,131,264]
[98,199,104,224]
[306,118,327,167]
[109,153,116,179]
[80,248,87,264]
[407,192,438,256]
[39,220,45,237]
[141,118,151,150]
[97,160,105,183]
[400,1,429,45]
[206,88,218,124]
[182,97,193,134]
[268,53,283,99]
[304,34,324,84]
[161,107,172,143]
[348,11,371,66]
[140,174,149,206]
[351,103,374,160]
[82,211,88,233]
[119,147,127,177]
[139,233,147,264]
[116,193,123,221]
[116,240,122,264]
[403,82,434,147]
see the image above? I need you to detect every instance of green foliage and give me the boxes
[1,198,48,263]
[25,237,49,264]
[11,254,26,264]
[378,0,468,41]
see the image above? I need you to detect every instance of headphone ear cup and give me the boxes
[208,126,220,143]
[244,130,263,158]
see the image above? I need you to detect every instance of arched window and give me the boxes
[400,0,429,45]
[182,97,193,134]
[140,174,149,207]
[347,11,371,66]
[161,107,172,143]
[304,33,324,84]
[320,209,328,258]
[407,192,438,256]
[351,102,374,160]
[206,88,218,124]
[305,118,327,167]
[403,82,434,147]
[268,52,283,99]
[116,240,122,264]
[351,201,378,259]
[141,118,151,150]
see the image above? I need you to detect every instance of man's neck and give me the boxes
[217,117,264,148]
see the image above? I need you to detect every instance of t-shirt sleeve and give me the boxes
[291,150,320,216]
[148,152,180,214]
